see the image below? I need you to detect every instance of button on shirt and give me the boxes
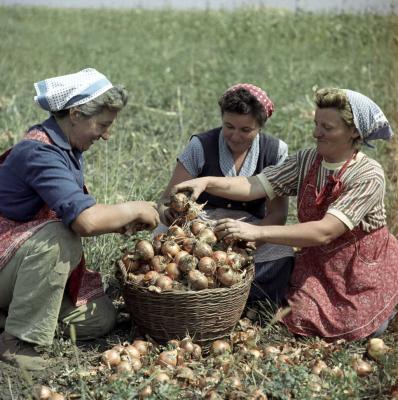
[0,117,96,226]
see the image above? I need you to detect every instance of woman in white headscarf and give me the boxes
[173,87,398,341]
[0,68,160,370]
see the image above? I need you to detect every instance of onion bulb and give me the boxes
[352,357,372,376]
[187,270,208,290]
[153,371,170,384]
[217,266,240,287]
[132,340,150,355]
[138,385,153,399]
[178,254,198,273]
[197,228,217,245]
[173,250,189,265]
[193,242,213,258]
[155,275,173,290]
[122,254,140,272]
[150,255,167,272]
[168,225,186,238]
[312,360,328,375]
[143,271,160,286]
[122,345,141,359]
[135,240,155,260]
[367,338,388,360]
[190,220,207,236]
[181,238,196,253]
[212,251,227,265]
[157,350,178,368]
[33,385,52,400]
[198,257,216,276]
[101,349,121,367]
[211,340,231,355]
[165,262,180,280]
[161,240,181,258]
[116,360,133,373]
[179,338,194,354]
[170,192,189,213]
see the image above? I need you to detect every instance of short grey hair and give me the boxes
[53,85,128,118]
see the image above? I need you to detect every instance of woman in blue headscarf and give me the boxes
[173,87,398,341]
[0,68,160,370]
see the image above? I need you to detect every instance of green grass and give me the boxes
[0,6,397,400]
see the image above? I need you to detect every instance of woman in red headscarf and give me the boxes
[157,84,294,304]
[172,87,398,341]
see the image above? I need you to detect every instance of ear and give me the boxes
[69,107,82,124]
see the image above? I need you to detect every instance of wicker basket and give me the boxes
[118,261,254,350]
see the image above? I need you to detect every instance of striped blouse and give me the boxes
[256,148,386,232]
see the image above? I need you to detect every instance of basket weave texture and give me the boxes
[118,261,254,348]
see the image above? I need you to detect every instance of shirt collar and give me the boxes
[39,116,72,150]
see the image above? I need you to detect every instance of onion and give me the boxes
[165,262,180,280]
[33,385,52,400]
[108,373,120,383]
[179,338,194,354]
[135,240,155,260]
[101,349,121,367]
[132,340,150,355]
[143,271,160,286]
[157,350,178,368]
[138,385,153,399]
[263,345,280,358]
[150,255,167,272]
[176,366,195,381]
[153,371,170,383]
[116,360,133,373]
[130,357,142,372]
[367,338,388,360]
[112,344,125,353]
[173,250,189,265]
[192,344,202,360]
[167,339,180,349]
[170,192,190,213]
[168,225,186,238]
[198,257,216,276]
[181,238,196,253]
[187,270,208,290]
[193,242,213,258]
[226,251,241,268]
[190,220,207,236]
[312,360,328,375]
[127,273,145,285]
[207,276,217,288]
[122,254,141,272]
[217,266,240,287]
[352,358,372,376]
[211,340,231,355]
[161,240,181,258]
[152,234,165,254]
[212,251,227,265]
[197,228,217,245]
[122,345,141,359]
[49,394,65,400]
[155,275,173,290]
[178,254,198,273]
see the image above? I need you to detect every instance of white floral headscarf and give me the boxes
[34,68,113,112]
[344,89,393,147]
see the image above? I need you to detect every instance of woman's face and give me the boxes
[221,112,260,155]
[69,108,118,152]
[313,107,359,162]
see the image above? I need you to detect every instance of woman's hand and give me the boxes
[171,177,210,201]
[121,201,160,234]
[214,218,263,243]
[157,199,181,226]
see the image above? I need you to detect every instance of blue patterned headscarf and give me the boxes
[344,89,393,147]
[34,68,113,112]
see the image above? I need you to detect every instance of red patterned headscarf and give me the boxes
[227,83,274,118]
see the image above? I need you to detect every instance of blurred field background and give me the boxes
[0,6,397,399]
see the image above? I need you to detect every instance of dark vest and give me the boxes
[195,127,280,219]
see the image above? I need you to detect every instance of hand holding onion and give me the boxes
[170,177,210,202]
[214,218,261,243]
[157,198,181,226]
[127,201,160,232]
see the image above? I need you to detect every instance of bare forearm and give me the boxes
[205,176,266,201]
[255,219,346,247]
[71,203,138,236]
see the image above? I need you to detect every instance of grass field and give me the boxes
[0,6,397,400]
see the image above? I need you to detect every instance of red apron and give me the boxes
[0,129,104,306]
[283,154,398,340]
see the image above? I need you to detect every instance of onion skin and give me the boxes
[162,241,181,258]
[122,254,141,272]
[168,225,186,238]
[132,340,149,355]
[101,349,121,367]
[33,385,52,400]
[165,262,180,280]
[211,340,231,355]
[190,220,207,236]
[193,242,213,258]
[157,350,178,368]
[197,228,218,245]
[116,360,133,373]
[135,240,155,260]
[179,338,194,354]
[367,338,388,360]
[151,255,167,272]
[187,270,209,290]
[178,254,198,273]
[122,345,141,359]
[198,257,216,276]
[170,192,190,213]
[143,271,160,286]
[212,251,227,265]
[155,275,173,290]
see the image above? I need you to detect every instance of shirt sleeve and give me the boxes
[16,141,96,226]
[327,170,385,230]
[177,136,205,177]
[256,152,300,200]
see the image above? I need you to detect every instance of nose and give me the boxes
[313,126,323,138]
[101,131,110,141]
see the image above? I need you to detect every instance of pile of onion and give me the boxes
[119,193,255,292]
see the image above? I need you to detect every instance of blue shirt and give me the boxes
[0,117,96,226]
